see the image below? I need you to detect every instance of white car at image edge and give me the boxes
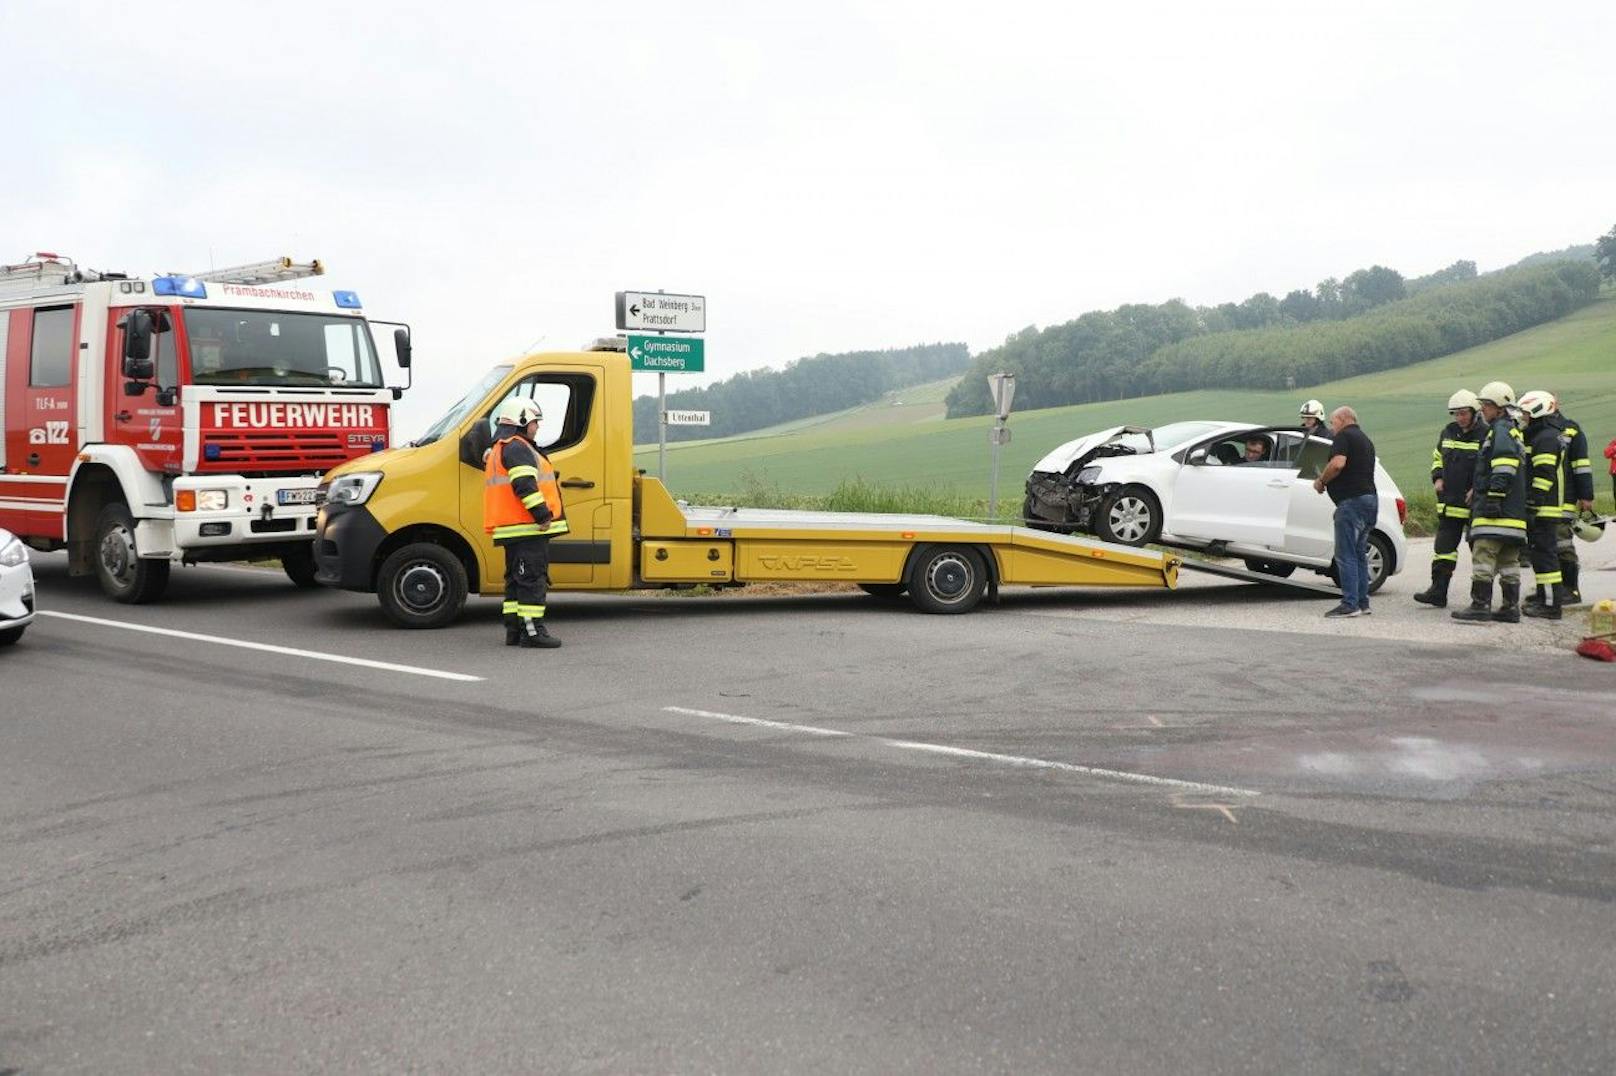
[1023,421,1409,592]
[0,527,37,646]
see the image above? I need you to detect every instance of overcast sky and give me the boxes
[6,0,1611,434]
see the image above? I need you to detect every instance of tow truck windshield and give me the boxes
[411,364,514,446]
[184,309,384,388]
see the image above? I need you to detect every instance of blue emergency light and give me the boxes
[204,444,223,461]
[152,276,208,299]
[333,290,362,309]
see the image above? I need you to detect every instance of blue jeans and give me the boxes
[1333,493,1378,610]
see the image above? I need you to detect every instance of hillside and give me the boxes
[631,341,968,444]
[637,296,1616,500]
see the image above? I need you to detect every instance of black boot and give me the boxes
[1451,580,1494,622]
[1563,563,1581,606]
[504,615,521,646]
[517,620,562,649]
[1523,584,1562,620]
[1492,579,1521,623]
[1413,564,1453,607]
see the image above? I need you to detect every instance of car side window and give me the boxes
[1268,432,1305,468]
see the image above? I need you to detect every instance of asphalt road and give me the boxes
[3,551,1615,1074]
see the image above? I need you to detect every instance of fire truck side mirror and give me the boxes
[394,328,412,369]
[121,309,155,381]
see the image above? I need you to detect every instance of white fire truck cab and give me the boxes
[0,253,410,603]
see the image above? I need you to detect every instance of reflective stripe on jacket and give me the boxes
[1524,418,1567,520]
[1469,416,1528,543]
[484,433,569,541]
[1430,419,1483,519]
[1557,413,1594,508]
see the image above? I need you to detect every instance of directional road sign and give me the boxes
[628,335,705,373]
[665,409,711,426]
[617,291,706,333]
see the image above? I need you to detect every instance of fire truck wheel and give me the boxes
[93,503,171,604]
[377,542,468,629]
[281,544,321,588]
[906,544,987,614]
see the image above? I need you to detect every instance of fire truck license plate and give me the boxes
[277,489,319,506]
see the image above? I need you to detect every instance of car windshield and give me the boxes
[411,364,514,446]
[1148,421,1230,451]
[184,309,383,387]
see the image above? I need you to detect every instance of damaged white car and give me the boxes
[1023,421,1408,592]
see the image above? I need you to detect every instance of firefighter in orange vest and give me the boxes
[484,397,566,648]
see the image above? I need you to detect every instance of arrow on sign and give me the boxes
[630,304,641,316]
[630,346,643,360]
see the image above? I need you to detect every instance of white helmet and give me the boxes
[1477,381,1515,408]
[1573,510,1607,543]
[493,397,542,427]
[1517,390,1555,420]
[1447,389,1479,412]
[1299,399,1326,421]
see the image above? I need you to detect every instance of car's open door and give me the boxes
[1168,429,1292,547]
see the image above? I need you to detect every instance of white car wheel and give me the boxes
[1099,487,1161,546]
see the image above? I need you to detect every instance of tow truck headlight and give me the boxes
[325,472,383,506]
[0,536,27,568]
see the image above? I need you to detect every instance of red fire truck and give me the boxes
[0,253,409,603]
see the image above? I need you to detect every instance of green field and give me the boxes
[633,377,953,450]
[638,296,1616,507]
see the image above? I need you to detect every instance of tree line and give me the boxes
[946,258,1601,416]
[634,342,970,443]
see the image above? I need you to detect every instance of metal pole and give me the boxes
[988,421,1003,520]
[657,372,667,482]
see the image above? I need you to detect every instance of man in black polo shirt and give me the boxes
[1311,406,1378,617]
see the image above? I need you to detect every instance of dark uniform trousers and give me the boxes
[500,535,552,624]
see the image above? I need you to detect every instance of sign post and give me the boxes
[986,372,1017,520]
[618,291,706,483]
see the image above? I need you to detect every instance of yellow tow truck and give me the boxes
[312,341,1179,626]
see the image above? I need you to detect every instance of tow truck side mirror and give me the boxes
[121,309,155,381]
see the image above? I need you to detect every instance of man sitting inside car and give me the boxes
[1236,436,1271,465]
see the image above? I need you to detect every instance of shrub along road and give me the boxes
[3,554,1614,1072]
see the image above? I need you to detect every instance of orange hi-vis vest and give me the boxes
[484,436,568,540]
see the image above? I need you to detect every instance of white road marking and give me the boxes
[662,706,1259,798]
[38,610,484,683]
[661,706,855,738]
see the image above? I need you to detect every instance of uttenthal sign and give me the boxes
[665,410,711,426]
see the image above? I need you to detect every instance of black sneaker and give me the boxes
[1324,604,1361,618]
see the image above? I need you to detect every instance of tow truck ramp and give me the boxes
[1177,556,1342,595]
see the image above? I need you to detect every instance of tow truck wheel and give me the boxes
[1097,486,1161,546]
[907,545,987,614]
[281,544,321,588]
[377,542,468,629]
[93,503,170,604]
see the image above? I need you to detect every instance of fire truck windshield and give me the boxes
[184,309,384,388]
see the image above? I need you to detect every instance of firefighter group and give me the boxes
[1408,383,1597,623]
